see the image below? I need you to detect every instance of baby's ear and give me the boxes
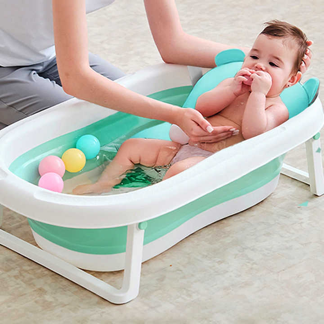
[287,71,302,87]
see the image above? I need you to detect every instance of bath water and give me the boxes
[63,143,168,195]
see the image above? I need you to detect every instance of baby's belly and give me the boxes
[199,114,245,152]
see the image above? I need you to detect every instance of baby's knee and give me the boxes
[119,138,142,150]
[163,163,183,180]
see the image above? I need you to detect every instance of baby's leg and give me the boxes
[163,156,206,180]
[73,138,181,195]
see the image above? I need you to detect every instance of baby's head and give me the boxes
[261,20,308,75]
[243,20,309,97]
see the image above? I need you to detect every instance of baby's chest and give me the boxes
[218,94,250,125]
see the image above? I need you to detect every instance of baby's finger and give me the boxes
[236,76,247,83]
[236,69,251,77]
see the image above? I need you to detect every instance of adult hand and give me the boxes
[175,108,237,143]
[300,40,313,73]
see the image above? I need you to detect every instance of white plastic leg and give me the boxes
[306,136,324,196]
[0,223,145,304]
[0,204,3,228]
[281,163,310,185]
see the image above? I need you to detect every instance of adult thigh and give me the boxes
[0,66,72,129]
[40,53,125,86]
[88,52,125,80]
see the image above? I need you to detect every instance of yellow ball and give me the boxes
[62,148,86,173]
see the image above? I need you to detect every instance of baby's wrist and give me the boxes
[229,83,239,97]
[251,89,267,96]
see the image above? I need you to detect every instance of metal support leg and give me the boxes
[306,136,324,196]
[0,223,145,304]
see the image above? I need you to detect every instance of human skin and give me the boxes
[52,0,312,145]
[72,29,311,195]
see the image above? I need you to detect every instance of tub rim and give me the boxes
[0,64,323,229]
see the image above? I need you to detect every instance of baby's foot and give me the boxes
[72,182,113,195]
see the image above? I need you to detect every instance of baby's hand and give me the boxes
[250,71,272,95]
[232,68,254,96]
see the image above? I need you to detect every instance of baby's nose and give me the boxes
[255,62,266,71]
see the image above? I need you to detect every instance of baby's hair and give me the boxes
[261,20,308,73]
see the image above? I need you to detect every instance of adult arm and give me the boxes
[145,0,313,71]
[144,0,244,68]
[52,0,212,138]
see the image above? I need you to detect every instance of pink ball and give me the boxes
[38,172,64,193]
[39,155,65,177]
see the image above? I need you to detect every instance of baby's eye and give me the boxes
[250,55,258,60]
[269,62,278,67]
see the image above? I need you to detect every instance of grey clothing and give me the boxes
[0,53,125,129]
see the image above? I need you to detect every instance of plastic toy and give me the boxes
[38,172,64,193]
[76,134,100,160]
[38,155,65,177]
[62,148,86,173]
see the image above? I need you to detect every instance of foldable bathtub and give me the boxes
[1,50,324,304]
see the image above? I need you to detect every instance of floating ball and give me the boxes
[76,134,101,159]
[38,155,65,177]
[38,172,64,193]
[62,148,86,173]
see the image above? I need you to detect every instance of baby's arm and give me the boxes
[195,68,253,117]
[241,71,289,139]
[73,138,181,195]
[195,79,235,117]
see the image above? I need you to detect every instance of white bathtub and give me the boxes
[0,59,323,304]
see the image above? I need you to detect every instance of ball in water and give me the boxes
[76,134,101,159]
[62,148,86,173]
[38,172,64,193]
[38,155,65,177]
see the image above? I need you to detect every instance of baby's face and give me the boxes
[242,34,298,97]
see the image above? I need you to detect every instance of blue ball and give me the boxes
[76,135,101,160]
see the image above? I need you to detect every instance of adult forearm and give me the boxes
[242,92,267,139]
[161,33,235,68]
[144,0,249,68]
[62,67,180,123]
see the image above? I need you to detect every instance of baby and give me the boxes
[73,20,309,195]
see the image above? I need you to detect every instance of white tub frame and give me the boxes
[0,63,323,304]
